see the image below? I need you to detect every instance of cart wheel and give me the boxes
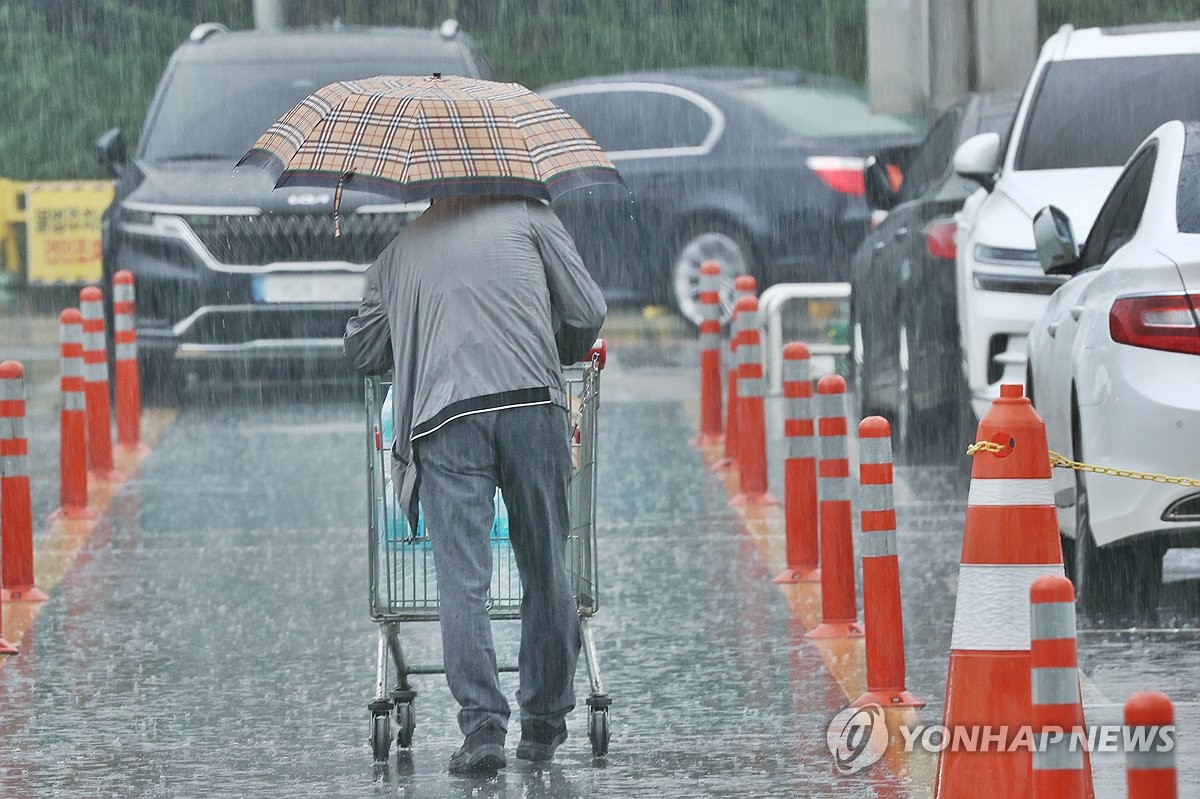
[588,706,610,758]
[371,713,392,763]
[395,702,416,749]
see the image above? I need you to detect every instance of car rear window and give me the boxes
[140,58,474,162]
[1017,54,1200,171]
[728,84,915,140]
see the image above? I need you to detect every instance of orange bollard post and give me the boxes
[713,276,756,472]
[729,297,777,507]
[774,342,819,583]
[692,261,723,446]
[853,417,923,707]
[806,374,863,639]
[1029,575,1093,799]
[1125,691,1177,799]
[53,310,95,520]
[112,271,142,452]
[79,286,123,482]
[934,384,1065,799]
[0,361,48,603]
[0,586,16,653]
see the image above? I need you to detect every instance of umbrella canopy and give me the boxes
[237,74,621,229]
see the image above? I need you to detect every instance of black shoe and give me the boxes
[448,737,506,775]
[516,720,568,762]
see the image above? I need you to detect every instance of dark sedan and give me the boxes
[851,91,1019,460]
[541,68,919,324]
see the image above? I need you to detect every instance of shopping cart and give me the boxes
[363,341,610,763]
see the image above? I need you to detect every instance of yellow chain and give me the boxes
[965,441,1200,487]
[965,440,1007,456]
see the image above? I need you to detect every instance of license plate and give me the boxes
[251,273,366,303]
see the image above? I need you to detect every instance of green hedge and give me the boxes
[1,0,1196,181]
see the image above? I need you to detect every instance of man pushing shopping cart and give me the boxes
[243,73,621,775]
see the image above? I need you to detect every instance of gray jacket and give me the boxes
[344,196,606,525]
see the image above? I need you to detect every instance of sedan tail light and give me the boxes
[806,156,867,195]
[1109,293,1200,355]
[924,218,957,260]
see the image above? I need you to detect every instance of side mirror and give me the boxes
[953,132,1001,192]
[95,128,126,179]
[1032,205,1079,275]
[863,155,899,211]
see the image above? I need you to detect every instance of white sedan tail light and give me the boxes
[1109,293,1200,355]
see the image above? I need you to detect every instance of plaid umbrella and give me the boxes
[237,74,621,234]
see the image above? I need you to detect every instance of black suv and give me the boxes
[95,21,493,397]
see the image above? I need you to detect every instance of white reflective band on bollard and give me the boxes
[1031,601,1076,641]
[0,453,29,478]
[858,436,891,465]
[967,478,1054,507]
[1032,667,1083,705]
[785,396,810,421]
[1034,742,1086,771]
[115,342,137,360]
[114,284,134,302]
[950,563,1065,650]
[85,361,109,381]
[62,357,82,378]
[860,530,898,558]
[820,475,851,501]
[739,377,766,397]
[699,332,721,350]
[820,435,848,461]
[83,331,105,353]
[64,391,87,412]
[817,391,845,419]
[0,379,21,400]
[0,419,17,438]
[780,360,809,382]
[857,482,893,512]
[1126,745,1177,770]
[784,435,814,460]
[80,301,103,319]
[115,315,134,332]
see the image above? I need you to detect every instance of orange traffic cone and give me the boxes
[934,384,1065,798]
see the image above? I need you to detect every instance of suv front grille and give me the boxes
[180,306,355,345]
[184,213,412,266]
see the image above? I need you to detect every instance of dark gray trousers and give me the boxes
[414,403,581,741]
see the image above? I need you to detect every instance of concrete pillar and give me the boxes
[254,0,285,31]
[867,0,1036,118]
[972,0,1038,92]
[867,0,931,117]
[928,0,971,113]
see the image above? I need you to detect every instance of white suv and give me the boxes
[952,22,1200,422]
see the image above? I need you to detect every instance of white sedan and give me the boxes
[1027,119,1200,615]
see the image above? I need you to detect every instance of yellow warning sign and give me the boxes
[23,181,113,284]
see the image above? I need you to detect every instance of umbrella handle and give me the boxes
[334,173,347,237]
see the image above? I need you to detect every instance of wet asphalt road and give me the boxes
[1,320,1199,797]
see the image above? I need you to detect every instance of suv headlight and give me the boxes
[974,244,1039,265]
[121,206,156,226]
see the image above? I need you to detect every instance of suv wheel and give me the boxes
[670,226,751,326]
